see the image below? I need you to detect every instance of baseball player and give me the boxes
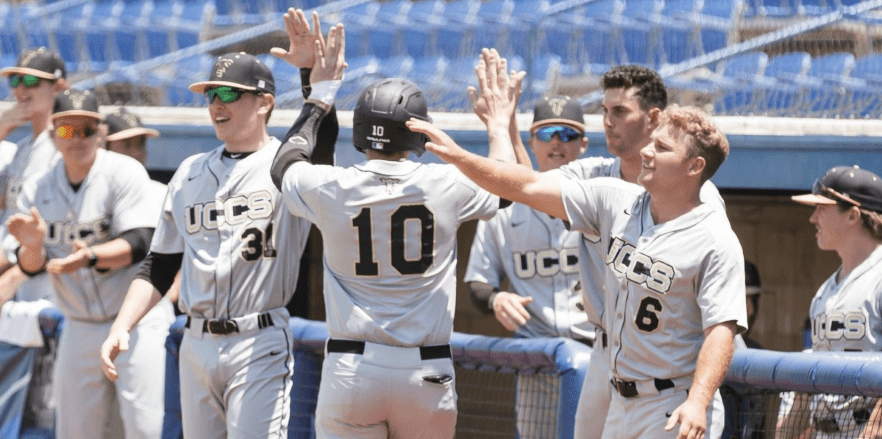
[464,94,590,439]
[102,107,183,307]
[272,48,518,439]
[0,47,67,306]
[778,166,882,438]
[410,102,747,439]
[99,9,340,438]
[5,89,174,439]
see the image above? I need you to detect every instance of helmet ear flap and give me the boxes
[353,78,429,155]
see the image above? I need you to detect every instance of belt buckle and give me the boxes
[612,379,638,398]
[206,319,237,335]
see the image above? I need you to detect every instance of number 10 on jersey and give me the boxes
[351,205,434,276]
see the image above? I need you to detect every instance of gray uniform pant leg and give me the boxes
[574,337,611,439]
[179,324,294,439]
[601,386,723,439]
[55,302,172,439]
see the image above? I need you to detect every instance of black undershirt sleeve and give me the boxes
[135,252,183,297]
[118,227,154,264]
[271,103,330,190]
[468,281,500,315]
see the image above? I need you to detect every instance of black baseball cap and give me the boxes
[104,108,159,141]
[531,95,585,132]
[51,90,102,122]
[1,47,66,80]
[189,52,275,95]
[792,165,882,213]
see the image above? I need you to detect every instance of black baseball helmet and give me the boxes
[352,78,431,156]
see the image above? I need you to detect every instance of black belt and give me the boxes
[185,313,275,335]
[610,378,675,398]
[326,339,452,360]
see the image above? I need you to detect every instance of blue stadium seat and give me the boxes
[512,0,550,25]
[619,0,664,66]
[145,29,171,59]
[402,28,431,58]
[714,51,768,114]
[375,0,413,26]
[409,56,449,85]
[435,28,467,59]
[52,29,85,72]
[847,54,882,117]
[759,52,812,115]
[114,28,143,64]
[442,0,481,26]
[85,30,112,71]
[476,0,514,25]
[406,0,446,25]
[803,52,856,116]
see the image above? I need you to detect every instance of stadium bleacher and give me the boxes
[0,0,879,118]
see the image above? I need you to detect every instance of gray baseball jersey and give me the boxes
[150,138,310,318]
[561,177,746,382]
[15,148,173,439]
[0,131,59,302]
[809,245,882,437]
[15,149,159,320]
[281,159,498,347]
[465,201,590,340]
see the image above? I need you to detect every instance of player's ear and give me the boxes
[579,136,588,155]
[647,107,661,130]
[688,155,705,178]
[53,78,69,92]
[257,93,274,116]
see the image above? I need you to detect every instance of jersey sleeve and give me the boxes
[464,215,506,287]
[280,161,334,225]
[111,158,161,233]
[149,169,187,254]
[696,232,748,333]
[559,179,605,237]
[447,166,498,222]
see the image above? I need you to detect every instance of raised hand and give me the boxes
[468,48,526,127]
[6,207,46,250]
[309,23,346,84]
[270,8,325,69]
[405,118,467,164]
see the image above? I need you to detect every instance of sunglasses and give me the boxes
[534,126,583,143]
[8,74,45,89]
[205,86,253,104]
[812,179,861,207]
[56,124,99,140]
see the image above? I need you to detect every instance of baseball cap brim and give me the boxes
[0,66,60,80]
[189,81,257,94]
[106,127,159,141]
[791,193,837,206]
[51,110,103,122]
[530,118,586,132]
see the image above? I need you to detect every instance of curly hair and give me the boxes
[601,65,668,111]
[658,105,729,182]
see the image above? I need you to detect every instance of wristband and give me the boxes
[309,79,342,107]
[488,292,499,311]
[86,247,98,268]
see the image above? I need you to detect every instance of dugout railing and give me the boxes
[5,311,882,438]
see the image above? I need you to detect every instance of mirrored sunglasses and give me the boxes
[8,74,44,89]
[534,126,583,143]
[812,179,861,207]
[56,124,99,140]
[205,86,252,104]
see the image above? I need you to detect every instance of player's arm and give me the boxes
[407,119,567,220]
[45,228,153,274]
[775,392,813,439]
[271,8,338,167]
[665,320,737,439]
[101,251,182,381]
[271,22,346,189]
[0,265,26,308]
[6,207,48,275]
[468,49,529,167]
